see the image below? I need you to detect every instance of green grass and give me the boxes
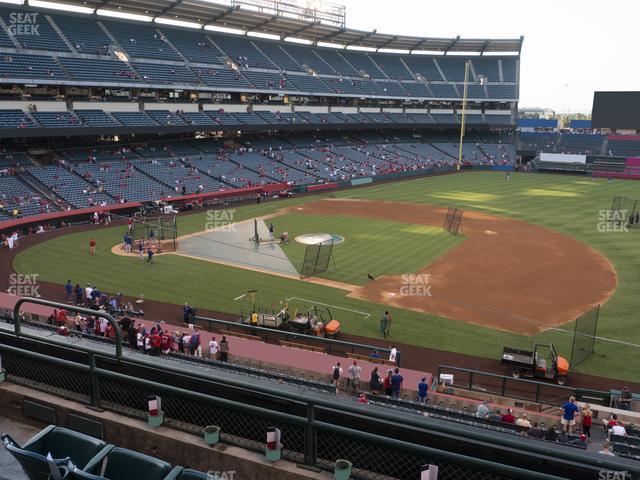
[267,212,464,285]
[12,172,640,382]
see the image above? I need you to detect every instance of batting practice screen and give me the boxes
[570,305,600,367]
[443,206,464,235]
[300,240,334,279]
[610,196,639,225]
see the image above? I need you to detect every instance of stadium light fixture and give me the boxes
[155,17,202,29]
[346,45,376,52]
[284,37,312,45]
[204,24,246,35]
[97,9,152,22]
[247,31,280,40]
[378,48,410,55]
[30,0,92,11]
[316,41,344,49]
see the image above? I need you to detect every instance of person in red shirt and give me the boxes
[55,308,67,326]
[501,408,516,424]
[150,330,162,356]
[89,238,96,255]
[160,334,171,355]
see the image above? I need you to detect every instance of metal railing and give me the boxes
[194,314,402,365]
[437,365,611,407]
[0,300,634,479]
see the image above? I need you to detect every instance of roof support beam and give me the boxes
[479,40,490,56]
[287,21,320,38]
[375,36,398,51]
[346,29,376,47]
[248,14,278,32]
[206,5,240,25]
[444,35,460,55]
[157,0,184,18]
[313,27,346,45]
[409,37,430,53]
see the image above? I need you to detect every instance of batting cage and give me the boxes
[443,206,464,235]
[570,305,600,367]
[300,239,334,279]
[131,215,178,253]
[610,196,640,227]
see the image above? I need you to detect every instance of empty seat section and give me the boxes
[51,14,112,54]
[101,21,181,60]
[0,7,69,51]
[212,35,274,69]
[0,53,65,80]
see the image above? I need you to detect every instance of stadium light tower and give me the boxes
[456,61,486,171]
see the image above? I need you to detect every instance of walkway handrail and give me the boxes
[195,314,401,365]
[13,297,123,359]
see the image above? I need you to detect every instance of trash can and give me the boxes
[204,425,220,445]
[334,459,352,480]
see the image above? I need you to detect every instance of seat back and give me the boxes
[41,428,108,468]
[101,447,173,480]
[3,441,69,480]
[179,469,215,480]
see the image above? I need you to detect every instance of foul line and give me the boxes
[285,296,371,319]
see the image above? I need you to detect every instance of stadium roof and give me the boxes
[34,0,524,54]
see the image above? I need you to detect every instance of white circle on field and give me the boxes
[294,233,345,245]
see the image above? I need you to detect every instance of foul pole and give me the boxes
[457,60,470,171]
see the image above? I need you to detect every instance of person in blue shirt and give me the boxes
[418,377,428,404]
[560,396,579,433]
[147,247,154,264]
[65,280,73,303]
[74,284,83,305]
[390,368,403,399]
[370,350,381,359]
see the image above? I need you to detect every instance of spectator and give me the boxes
[417,377,428,404]
[598,441,615,456]
[347,360,362,395]
[610,421,627,439]
[603,413,619,431]
[529,422,545,439]
[369,366,382,394]
[544,425,559,442]
[383,369,393,396]
[390,368,403,399]
[619,386,633,410]
[219,336,229,362]
[190,328,202,357]
[475,400,490,419]
[516,413,532,429]
[571,434,588,449]
[209,336,219,359]
[581,404,592,440]
[560,396,579,433]
[501,408,516,424]
[127,323,137,350]
[331,361,343,387]
[357,393,368,404]
[487,408,502,423]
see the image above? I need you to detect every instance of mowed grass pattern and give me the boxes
[13,172,640,381]
[268,213,464,285]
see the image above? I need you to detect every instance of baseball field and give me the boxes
[12,171,640,382]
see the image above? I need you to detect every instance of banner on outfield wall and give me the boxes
[351,177,373,186]
[540,153,587,164]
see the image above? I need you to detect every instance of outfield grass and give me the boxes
[13,172,640,382]
[268,212,465,285]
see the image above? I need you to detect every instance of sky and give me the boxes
[339,0,640,113]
